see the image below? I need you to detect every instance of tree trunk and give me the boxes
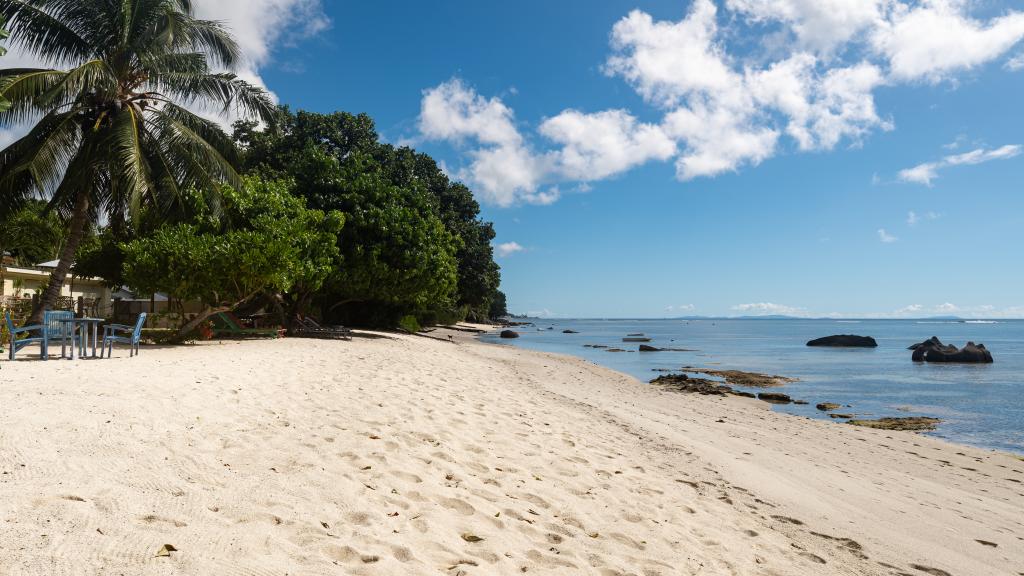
[29,193,90,324]
[178,305,231,338]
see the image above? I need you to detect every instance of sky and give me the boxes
[5,0,1024,318]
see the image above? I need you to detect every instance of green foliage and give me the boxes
[397,314,421,334]
[0,0,274,319]
[121,178,343,317]
[0,199,66,265]
[489,290,509,319]
[233,107,501,327]
[75,227,126,287]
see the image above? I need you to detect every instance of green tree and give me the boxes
[0,0,274,322]
[234,108,497,326]
[0,199,66,265]
[121,178,342,336]
[375,147,500,320]
[488,290,508,319]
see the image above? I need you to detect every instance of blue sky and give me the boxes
[249,0,1024,319]
[12,0,1021,318]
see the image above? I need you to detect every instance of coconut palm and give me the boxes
[0,0,274,321]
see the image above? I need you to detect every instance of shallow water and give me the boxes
[482,318,1024,454]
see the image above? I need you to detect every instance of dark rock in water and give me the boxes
[651,374,732,396]
[562,329,578,334]
[847,417,941,431]
[829,413,853,419]
[638,344,662,352]
[910,337,993,363]
[816,403,841,412]
[807,335,878,348]
[606,348,626,353]
[793,400,809,405]
[623,337,651,342]
[681,367,797,388]
[499,330,520,339]
[757,393,792,404]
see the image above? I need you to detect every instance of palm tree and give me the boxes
[0,0,274,322]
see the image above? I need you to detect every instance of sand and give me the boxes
[0,327,1021,575]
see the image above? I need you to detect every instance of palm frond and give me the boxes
[0,0,93,65]
[0,108,81,213]
[0,68,67,124]
[105,102,154,216]
[148,72,275,121]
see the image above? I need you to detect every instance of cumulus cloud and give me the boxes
[494,242,525,258]
[899,144,1022,185]
[539,109,677,181]
[877,228,898,243]
[726,0,884,54]
[731,302,805,316]
[414,0,1024,206]
[418,80,546,206]
[665,304,697,314]
[870,1,1024,82]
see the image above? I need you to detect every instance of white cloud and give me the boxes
[877,228,898,243]
[539,109,677,181]
[417,79,550,207]
[666,304,697,314]
[908,210,940,225]
[415,0,1024,206]
[899,144,1022,185]
[418,78,523,147]
[1008,52,1024,71]
[605,0,889,179]
[871,2,1024,82]
[726,0,884,55]
[731,302,805,316]
[494,242,525,258]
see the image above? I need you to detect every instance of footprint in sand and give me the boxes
[439,497,476,515]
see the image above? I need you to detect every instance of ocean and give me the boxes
[481,318,1024,454]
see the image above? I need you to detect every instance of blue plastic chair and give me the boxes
[5,311,47,360]
[101,313,147,358]
[43,310,79,360]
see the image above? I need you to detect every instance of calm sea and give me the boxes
[481,318,1024,454]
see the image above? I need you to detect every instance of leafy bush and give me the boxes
[398,314,421,334]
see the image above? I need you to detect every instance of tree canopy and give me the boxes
[120,177,343,335]
[0,0,273,321]
[233,107,502,325]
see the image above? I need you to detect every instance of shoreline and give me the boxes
[1,330,1021,574]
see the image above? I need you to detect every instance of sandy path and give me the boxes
[0,331,1021,575]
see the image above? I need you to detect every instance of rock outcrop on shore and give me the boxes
[680,367,798,388]
[848,417,942,431]
[500,330,520,339]
[910,337,993,363]
[757,392,793,404]
[806,335,878,348]
[650,374,755,398]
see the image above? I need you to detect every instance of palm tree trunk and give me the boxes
[29,193,90,323]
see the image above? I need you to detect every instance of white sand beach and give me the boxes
[1,328,1021,575]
